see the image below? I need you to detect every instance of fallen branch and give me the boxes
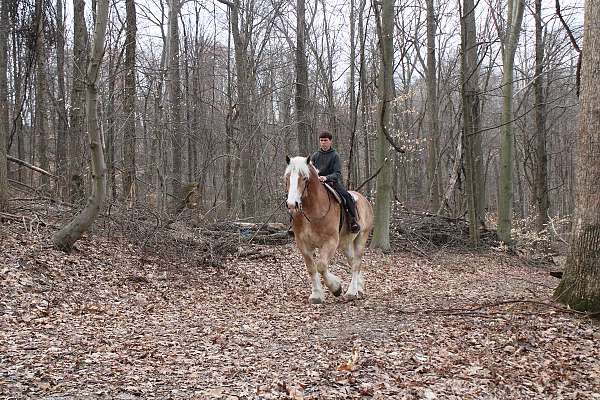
[7,155,57,179]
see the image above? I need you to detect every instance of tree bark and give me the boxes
[68,0,88,203]
[34,0,49,189]
[123,0,137,202]
[554,0,600,314]
[168,0,183,197]
[55,0,68,200]
[534,0,549,232]
[497,0,525,243]
[53,0,109,251]
[370,0,394,251]
[0,0,8,210]
[425,0,441,213]
[296,0,310,156]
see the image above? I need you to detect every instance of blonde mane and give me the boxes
[285,156,313,178]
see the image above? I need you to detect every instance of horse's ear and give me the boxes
[305,156,310,165]
[286,155,290,165]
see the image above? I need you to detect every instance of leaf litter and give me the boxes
[1,215,599,399]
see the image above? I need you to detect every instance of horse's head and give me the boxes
[285,155,312,212]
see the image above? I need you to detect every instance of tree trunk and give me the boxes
[497,0,525,243]
[35,0,49,189]
[534,0,549,232]
[231,0,257,216]
[425,0,441,213]
[296,0,310,156]
[370,0,394,251]
[55,0,68,200]
[358,0,371,194]
[68,0,88,203]
[53,0,109,251]
[123,0,137,202]
[168,0,183,198]
[0,0,8,210]
[554,0,600,314]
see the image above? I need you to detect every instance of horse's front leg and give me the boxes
[300,247,325,304]
[315,240,342,298]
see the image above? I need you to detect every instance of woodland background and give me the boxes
[0,0,583,231]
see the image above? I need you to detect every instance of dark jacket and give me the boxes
[311,148,342,184]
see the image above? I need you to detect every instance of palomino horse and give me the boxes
[285,156,374,304]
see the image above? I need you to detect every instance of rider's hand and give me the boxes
[319,176,327,182]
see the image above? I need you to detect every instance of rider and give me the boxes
[311,131,361,234]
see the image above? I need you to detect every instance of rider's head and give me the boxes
[318,131,333,151]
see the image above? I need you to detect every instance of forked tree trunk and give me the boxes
[53,0,109,251]
[370,0,394,251]
[554,0,600,314]
[460,0,484,244]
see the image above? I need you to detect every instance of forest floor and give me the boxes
[1,203,599,399]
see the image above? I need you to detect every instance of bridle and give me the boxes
[289,174,332,223]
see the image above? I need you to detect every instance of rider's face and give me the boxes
[319,138,332,151]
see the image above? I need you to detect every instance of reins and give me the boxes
[295,177,333,223]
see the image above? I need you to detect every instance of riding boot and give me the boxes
[346,200,361,233]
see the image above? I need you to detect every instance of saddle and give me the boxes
[323,182,358,232]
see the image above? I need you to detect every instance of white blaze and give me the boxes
[286,172,302,209]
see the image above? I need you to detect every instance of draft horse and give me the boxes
[285,156,374,304]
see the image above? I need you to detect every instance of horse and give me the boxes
[285,155,374,304]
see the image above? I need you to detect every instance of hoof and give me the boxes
[309,295,324,304]
[332,285,343,297]
[346,292,358,301]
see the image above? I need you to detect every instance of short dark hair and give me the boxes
[319,131,332,140]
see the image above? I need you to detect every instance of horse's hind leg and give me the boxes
[315,241,342,298]
[344,232,369,300]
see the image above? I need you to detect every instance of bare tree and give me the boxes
[0,0,8,211]
[370,0,395,251]
[533,0,549,232]
[554,0,600,314]
[425,0,441,212]
[55,0,68,200]
[296,0,310,156]
[53,0,109,251]
[460,0,484,243]
[497,0,525,243]
[34,0,48,189]
[123,0,137,202]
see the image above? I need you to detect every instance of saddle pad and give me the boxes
[323,183,343,203]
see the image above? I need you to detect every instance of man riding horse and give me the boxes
[311,131,361,234]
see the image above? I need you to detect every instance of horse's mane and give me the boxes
[285,156,315,179]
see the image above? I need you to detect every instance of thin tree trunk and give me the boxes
[0,0,8,210]
[168,0,183,198]
[534,0,549,232]
[123,0,137,202]
[55,0,68,200]
[35,0,49,189]
[497,0,525,243]
[370,0,394,251]
[296,0,310,156]
[460,0,484,244]
[425,0,440,212]
[53,0,109,251]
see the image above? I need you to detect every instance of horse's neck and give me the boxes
[303,175,330,214]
